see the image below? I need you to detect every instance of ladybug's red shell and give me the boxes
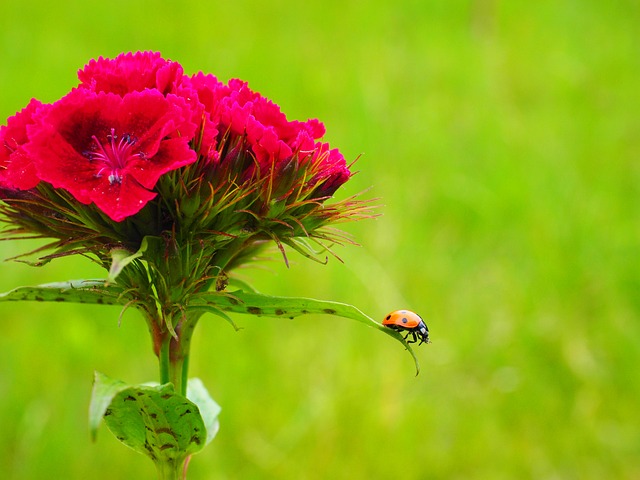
[382,309,430,345]
[383,310,423,329]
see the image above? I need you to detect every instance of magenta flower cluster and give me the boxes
[0,52,351,222]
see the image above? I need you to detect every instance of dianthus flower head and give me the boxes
[0,52,370,302]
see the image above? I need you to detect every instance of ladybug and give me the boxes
[382,310,430,345]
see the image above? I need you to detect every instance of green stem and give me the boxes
[157,312,201,395]
[154,313,202,479]
[159,336,171,385]
[155,458,185,480]
[169,345,187,397]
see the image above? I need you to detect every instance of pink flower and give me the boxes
[217,79,325,168]
[184,74,351,197]
[78,51,184,96]
[25,88,197,221]
[0,99,44,191]
[308,144,352,197]
[1,51,355,231]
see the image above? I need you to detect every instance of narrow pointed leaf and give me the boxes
[0,280,126,305]
[189,290,421,374]
[186,303,240,331]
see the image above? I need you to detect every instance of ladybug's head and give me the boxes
[418,324,430,344]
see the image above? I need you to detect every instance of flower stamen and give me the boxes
[85,128,141,184]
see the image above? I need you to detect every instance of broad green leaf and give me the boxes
[0,280,126,305]
[189,290,421,375]
[90,372,210,466]
[186,378,221,446]
[89,371,128,441]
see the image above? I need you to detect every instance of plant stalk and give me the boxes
[155,458,186,480]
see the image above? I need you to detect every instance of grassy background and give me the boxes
[1,1,638,478]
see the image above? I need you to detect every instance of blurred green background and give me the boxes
[1,1,638,478]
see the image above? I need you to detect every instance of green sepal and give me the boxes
[107,248,142,284]
[0,280,126,305]
[89,372,221,463]
[189,290,421,375]
[107,236,163,283]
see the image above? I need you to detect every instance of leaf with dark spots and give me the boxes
[89,372,222,469]
[0,280,127,306]
[188,290,421,375]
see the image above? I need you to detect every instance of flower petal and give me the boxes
[0,99,44,190]
[78,51,184,96]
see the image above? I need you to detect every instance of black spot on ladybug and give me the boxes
[323,308,337,315]
[402,317,409,324]
[385,314,391,320]
[247,306,262,315]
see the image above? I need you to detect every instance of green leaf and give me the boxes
[107,236,162,283]
[89,371,128,441]
[89,372,218,467]
[107,248,142,284]
[189,290,421,375]
[0,280,126,305]
[186,378,221,446]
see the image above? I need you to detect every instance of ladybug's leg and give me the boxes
[404,331,418,344]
